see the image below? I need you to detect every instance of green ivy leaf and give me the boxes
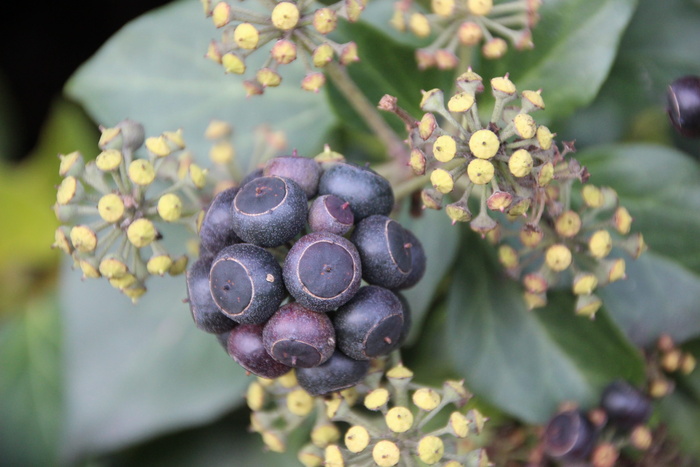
[446,234,645,423]
[65,0,335,168]
[0,296,62,465]
[58,257,249,463]
[478,0,639,123]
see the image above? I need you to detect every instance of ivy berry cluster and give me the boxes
[186,152,426,396]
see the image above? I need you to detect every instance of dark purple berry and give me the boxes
[262,303,335,368]
[231,176,308,247]
[283,231,362,312]
[392,227,426,290]
[318,162,394,221]
[296,350,370,395]
[333,285,404,360]
[393,291,412,345]
[227,324,291,378]
[263,154,322,199]
[186,255,238,334]
[199,187,242,255]
[600,380,652,430]
[543,410,596,462]
[351,215,412,289]
[668,75,700,137]
[209,244,285,324]
[308,194,354,235]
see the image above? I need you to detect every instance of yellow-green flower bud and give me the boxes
[53,226,74,255]
[385,406,413,433]
[545,244,572,272]
[212,1,231,27]
[507,197,531,218]
[491,75,516,96]
[582,184,604,208]
[409,148,427,175]
[498,245,518,269]
[59,151,84,177]
[56,176,82,205]
[344,425,369,453]
[99,127,122,150]
[446,200,472,223]
[487,190,513,211]
[210,140,235,164]
[681,353,696,374]
[109,273,137,290]
[419,113,437,140]
[96,149,123,171]
[412,387,441,410]
[442,379,469,405]
[513,113,537,139]
[313,8,338,34]
[508,149,533,177]
[523,273,548,294]
[257,68,282,87]
[430,168,456,194]
[417,435,444,465]
[234,23,259,50]
[157,193,183,222]
[70,225,98,253]
[420,88,445,112]
[468,0,493,16]
[415,49,436,70]
[287,388,315,416]
[99,255,129,279]
[168,255,189,275]
[449,411,470,438]
[262,430,286,453]
[298,444,323,467]
[589,230,612,258]
[630,425,653,451]
[311,423,340,447]
[271,40,297,65]
[536,125,554,150]
[222,52,246,74]
[79,258,101,279]
[128,159,156,186]
[575,293,602,318]
[467,159,494,184]
[483,37,507,59]
[147,255,173,276]
[271,2,299,30]
[536,161,554,186]
[98,193,125,223]
[469,129,499,159]
[613,206,633,234]
[344,0,364,22]
[324,444,344,467]
[432,0,455,16]
[205,41,222,63]
[339,42,359,65]
[246,381,265,411]
[421,188,443,210]
[301,72,326,93]
[277,370,298,388]
[204,119,233,140]
[433,135,457,162]
[189,164,207,189]
[386,364,413,380]
[145,136,171,157]
[555,210,582,238]
[458,21,482,46]
[127,218,157,248]
[312,43,334,67]
[373,440,400,467]
[409,13,430,37]
[364,387,390,410]
[447,92,475,113]
[435,49,458,70]
[522,90,545,111]
[573,272,598,295]
[519,225,543,247]
[524,291,546,309]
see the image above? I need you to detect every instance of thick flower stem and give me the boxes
[325,62,408,165]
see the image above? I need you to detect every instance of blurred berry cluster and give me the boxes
[381,71,645,314]
[246,360,491,467]
[391,0,541,68]
[53,120,206,301]
[202,0,365,94]
[187,151,426,396]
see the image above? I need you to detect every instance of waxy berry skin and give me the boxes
[668,75,700,137]
[227,323,291,379]
[263,154,322,199]
[296,350,370,396]
[308,194,354,235]
[186,255,238,334]
[283,231,362,312]
[600,380,652,430]
[199,187,241,256]
[231,175,308,248]
[209,243,285,324]
[318,162,394,221]
[542,410,596,462]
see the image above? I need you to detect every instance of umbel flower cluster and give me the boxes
[380,71,645,315]
[246,359,491,467]
[202,0,365,94]
[187,150,427,396]
[52,120,206,302]
[391,0,541,68]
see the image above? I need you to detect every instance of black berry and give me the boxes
[296,350,370,396]
[318,162,394,221]
[262,302,336,368]
[199,187,241,255]
[283,231,362,312]
[351,215,412,289]
[209,244,285,324]
[542,410,596,462]
[186,255,238,334]
[263,155,322,199]
[227,323,291,378]
[393,291,412,345]
[600,380,652,430]
[308,194,354,235]
[231,176,308,247]
[392,227,426,290]
[668,75,700,137]
[333,285,404,360]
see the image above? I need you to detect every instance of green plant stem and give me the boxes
[325,62,408,165]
